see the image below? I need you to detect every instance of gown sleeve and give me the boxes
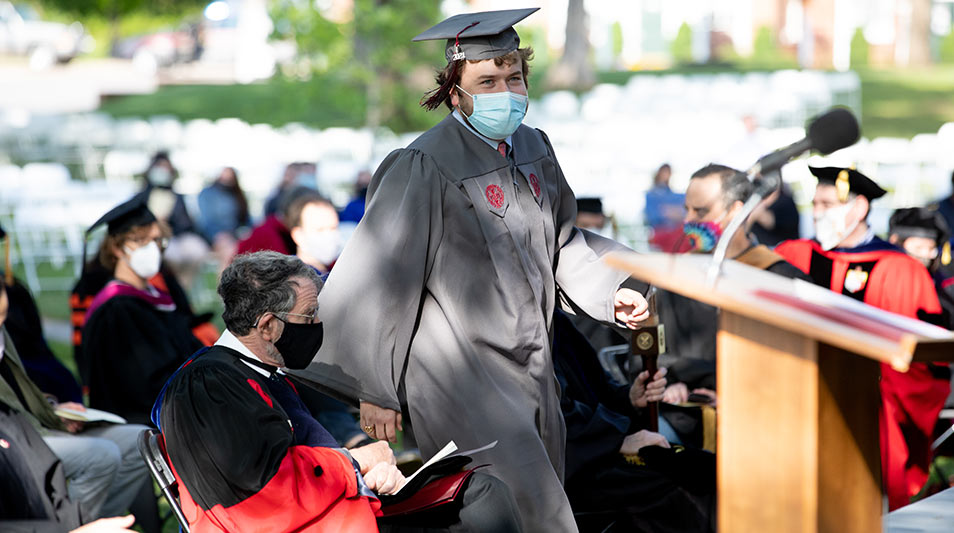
[541,131,634,323]
[307,149,446,410]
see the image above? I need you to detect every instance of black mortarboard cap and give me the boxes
[809,166,886,201]
[889,207,951,246]
[576,197,604,215]
[412,8,539,62]
[81,192,157,274]
[86,192,157,238]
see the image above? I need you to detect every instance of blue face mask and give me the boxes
[457,85,528,140]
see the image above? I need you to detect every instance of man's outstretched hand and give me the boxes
[614,288,651,329]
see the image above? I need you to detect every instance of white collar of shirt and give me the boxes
[858,227,876,246]
[836,227,876,250]
[215,329,284,378]
[452,109,513,153]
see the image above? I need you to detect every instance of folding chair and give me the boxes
[596,344,629,385]
[933,408,954,453]
[138,429,191,533]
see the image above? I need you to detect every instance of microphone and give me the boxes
[706,108,860,286]
[747,107,860,177]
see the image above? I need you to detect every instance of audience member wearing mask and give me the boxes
[0,278,151,528]
[197,166,252,267]
[81,194,203,425]
[776,166,950,510]
[288,193,342,279]
[141,151,209,288]
[888,207,954,329]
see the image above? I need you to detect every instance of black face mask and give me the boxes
[272,317,324,370]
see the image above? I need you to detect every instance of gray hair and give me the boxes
[690,163,753,208]
[218,251,323,335]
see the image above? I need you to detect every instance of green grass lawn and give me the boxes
[99,76,367,130]
[856,65,954,139]
[98,65,954,139]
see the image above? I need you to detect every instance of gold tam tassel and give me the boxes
[836,169,851,203]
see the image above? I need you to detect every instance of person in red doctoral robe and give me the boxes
[775,166,950,511]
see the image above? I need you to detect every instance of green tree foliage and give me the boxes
[670,22,692,64]
[850,27,869,68]
[745,26,797,69]
[271,0,442,132]
[751,26,778,64]
[36,0,204,50]
[940,31,954,64]
[611,21,623,62]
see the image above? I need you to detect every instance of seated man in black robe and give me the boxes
[155,251,521,532]
[553,311,715,533]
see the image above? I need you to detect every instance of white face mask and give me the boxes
[148,166,173,187]
[814,200,858,251]
[123,241,162,280]
[300,229,341,267]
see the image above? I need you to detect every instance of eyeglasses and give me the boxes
[273,309,319,324]
[128,236,169,250]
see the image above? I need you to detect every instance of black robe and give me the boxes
[71,262,204,386]
[0,402,84,531]
[552,312,714,533]
[82,291,201,425]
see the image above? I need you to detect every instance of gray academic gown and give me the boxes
[302,114,631,532]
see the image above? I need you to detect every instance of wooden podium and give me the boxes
[605,252,954,533]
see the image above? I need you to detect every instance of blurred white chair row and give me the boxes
[1,162,138,292]
[537,70,861,129]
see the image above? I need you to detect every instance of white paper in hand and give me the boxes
[54,406,127,425]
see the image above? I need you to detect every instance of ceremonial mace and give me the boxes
[629,286,665,432]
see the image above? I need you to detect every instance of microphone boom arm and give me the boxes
[705,170,780,287]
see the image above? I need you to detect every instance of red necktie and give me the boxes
[497,141,507,158]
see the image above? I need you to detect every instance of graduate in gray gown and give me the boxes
[298,9,650,532]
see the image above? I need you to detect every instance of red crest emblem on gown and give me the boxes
[528,173,541,197]
[485,184,505,209]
